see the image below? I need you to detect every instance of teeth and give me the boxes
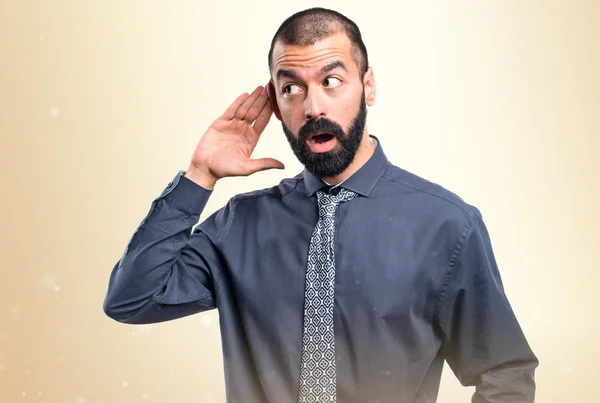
[310,138,316,144]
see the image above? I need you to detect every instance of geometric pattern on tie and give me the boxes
[298,187,358,403]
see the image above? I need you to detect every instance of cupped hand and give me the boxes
[186,84,285,187]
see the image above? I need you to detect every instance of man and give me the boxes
[103,7,538,403]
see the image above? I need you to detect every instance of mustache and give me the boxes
[298,118,345,142]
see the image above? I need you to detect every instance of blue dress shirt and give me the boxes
[103,135,538,402]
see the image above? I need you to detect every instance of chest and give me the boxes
[222,205,446,323]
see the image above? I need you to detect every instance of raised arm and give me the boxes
[103,83,283,324]
[102,171,229,324]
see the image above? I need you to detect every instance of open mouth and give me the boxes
[308,131,335,144]
[305,131,338,153]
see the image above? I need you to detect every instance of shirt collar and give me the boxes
[303,134,390,198]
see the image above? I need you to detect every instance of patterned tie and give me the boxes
[298,187,358,403]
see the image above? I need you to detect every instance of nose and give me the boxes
[304,87,326,120]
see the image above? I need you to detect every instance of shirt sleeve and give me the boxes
[435,208,539,402]
[102,170,233,325]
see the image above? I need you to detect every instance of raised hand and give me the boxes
[185,84,284,189]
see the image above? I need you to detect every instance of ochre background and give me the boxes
[1,1,599,402]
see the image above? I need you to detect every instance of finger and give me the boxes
[221,92,250,120]
[242,86,269,123]
[243,158,285,175]
[251,97,273,135]
[234,86,263,120]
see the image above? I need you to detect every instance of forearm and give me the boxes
[473,357,538,402]
[103,171,217,324]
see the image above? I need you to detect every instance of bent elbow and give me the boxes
[102,293,147,324]
[102,296,131,323]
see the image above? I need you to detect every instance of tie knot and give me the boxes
[316,188,357,216]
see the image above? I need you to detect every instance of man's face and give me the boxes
[270,32,374,178]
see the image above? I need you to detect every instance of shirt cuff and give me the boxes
[158,170,213,215]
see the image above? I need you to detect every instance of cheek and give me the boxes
[331,99,359,129]
[331,85,362,116]
[280,105,305,131]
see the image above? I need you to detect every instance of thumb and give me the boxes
[244,158,285,174]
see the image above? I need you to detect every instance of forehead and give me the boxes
[271,33,356,77]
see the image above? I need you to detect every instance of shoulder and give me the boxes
[381,163,482,223]
[195,173,304,239]
[230,173,305,205]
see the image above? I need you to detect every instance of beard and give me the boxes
[281,92,367,178]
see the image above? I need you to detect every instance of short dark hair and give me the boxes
[268,7,369,78]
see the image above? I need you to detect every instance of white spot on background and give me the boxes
[40,36,44,40]
[122,381,129,387]
[9,306,19,318]
[41,275,58,290]
[141,393,150,400]
[562,365,574,375]
[40,276,61,292]
[50,107,60,117]
[76,397,87,403]
[201,315,212,326]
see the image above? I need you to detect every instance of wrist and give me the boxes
[184,165,218,190]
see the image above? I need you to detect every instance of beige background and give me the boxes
[1,1,599,402]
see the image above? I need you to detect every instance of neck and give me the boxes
[320,130,375,185]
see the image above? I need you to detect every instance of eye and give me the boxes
[283,84,302,95]
[323,77,342,88]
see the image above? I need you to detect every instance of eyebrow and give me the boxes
[320,60,347,75]
[275,60,348,82]
[276,69,298,81]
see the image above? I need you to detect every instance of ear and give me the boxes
[363,66,376,107]
[267,79,282,121]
